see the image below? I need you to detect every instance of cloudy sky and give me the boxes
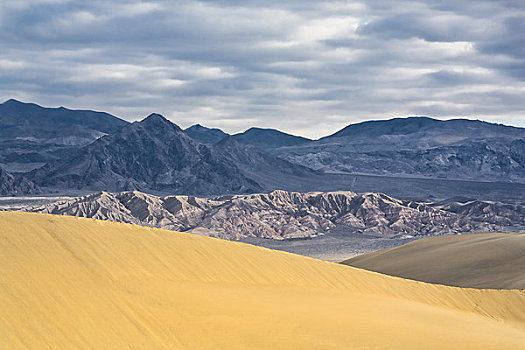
[1,0,524,138]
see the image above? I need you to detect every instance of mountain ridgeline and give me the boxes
[2,99,525,196]
[184,124,312,148]
[182,117,525,183]
[28,113,316,194]
[184,124,229,144]
[0,99,128,172]
[231,127,311,148]
[278,117,525,182]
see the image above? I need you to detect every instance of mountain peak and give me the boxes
[188,123,204,129]
[3,98,23,105]
[231,127,311,148]
[184,123,229,144]
[139,113,181,131]
[186,123,226,133]
[142,113,168,122]
[2,99,36,108]
[244,127,266,132]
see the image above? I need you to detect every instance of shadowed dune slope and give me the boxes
[342,233,525,289]
[1,212,525,349]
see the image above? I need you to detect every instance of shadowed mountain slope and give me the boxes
[277,117,525,182]
[1,211,525,349]
[2,100,524,188]
[0,167,39,195]
[0,99,128,172]
[342,233,525,289]
[214,136,317,188]
[184,124,229,144]
[232,127,311,148]
[28,114,260,194]
[27,114,317,195]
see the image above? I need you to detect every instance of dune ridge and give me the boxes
[1,212,525,349]
[342,233,525,289]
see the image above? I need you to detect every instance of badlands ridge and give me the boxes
[26,189,523,239]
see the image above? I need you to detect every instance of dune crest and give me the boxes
[343,233,525,289]
[1,212,525,349]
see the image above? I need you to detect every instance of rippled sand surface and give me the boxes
[1,212,524,349]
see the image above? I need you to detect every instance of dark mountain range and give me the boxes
[2,99,524,195]
[0,167,39,195]
[182,117,525,183]
[28,114,260,194]
[0,99,128,172]
[184,124,229,144]
[232,127,311,148]
[27,113,316,195]
[184,125,313,148]
[276,117,525,182]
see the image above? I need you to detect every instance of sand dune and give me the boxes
[1,212,525,349]
[342,233,525,289]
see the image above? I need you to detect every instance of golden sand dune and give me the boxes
[342,233,525,289]
[1,212,525,349]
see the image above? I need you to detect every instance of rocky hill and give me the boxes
[27,114,316,195]
[432,199,525,227]
[26,190,522,240]
[0,167,39,195]
[324,117,524,141]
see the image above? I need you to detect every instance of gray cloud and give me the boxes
[0,0,524,138]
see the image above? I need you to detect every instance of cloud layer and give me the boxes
[1,0,524,138]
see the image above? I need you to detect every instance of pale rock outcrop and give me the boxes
[27,190,522,240]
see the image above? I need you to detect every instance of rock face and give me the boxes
[28,114,261,194]
[0,99,128,172]
[27,114,315,195]
[214,136,317,183]
[0,167,39,195]
[275,117,525,182]
[26,190,522,240]
[433,200,525,227]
